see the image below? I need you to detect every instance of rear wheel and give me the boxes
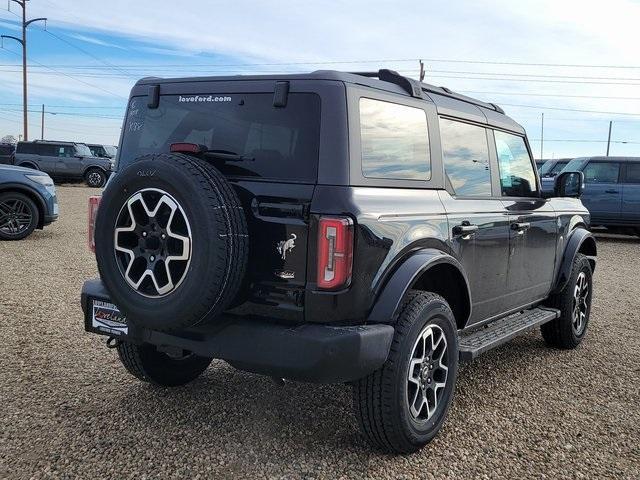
[116,341,212,387]
[542,253,593,349]
[353,292,458,453]
[85,168,106,188]
[0,192,39,240]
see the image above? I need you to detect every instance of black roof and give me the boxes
[134,69,524,134]
[575,156,640,162]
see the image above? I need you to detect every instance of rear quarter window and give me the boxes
[359,98,431,180]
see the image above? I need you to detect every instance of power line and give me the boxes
[529,139,640,144]
[499,103,640,116]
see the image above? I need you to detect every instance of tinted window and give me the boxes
[120,93,321,182]
[440,119,491,196]
[625,163,640,183]
[55,145,75,157]
[583,162,620,183]
[0,145,13,155]
[359,98,430,180]
[89,145,105,157]
[494,131,537,197]
[17,142,39,154]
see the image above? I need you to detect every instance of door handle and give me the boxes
[453,223,479,238]
[511,222,531,233]
[605,189,619,194]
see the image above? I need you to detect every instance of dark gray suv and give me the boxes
[14,140,113,187]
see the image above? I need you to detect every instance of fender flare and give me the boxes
[553,228,596,293]
[83,165,108,177]
[367,248,472,325]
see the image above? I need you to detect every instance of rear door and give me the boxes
[438,117,510,324]
[53,144,83,178]
[580,161,622,225]
[493,130,557,308]
[34,144,59,175]
[621,162,640,225]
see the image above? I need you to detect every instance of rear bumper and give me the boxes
[81,279,394,383]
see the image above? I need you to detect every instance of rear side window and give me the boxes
[624,163,640,183]
[120,93,321,182]
[583,162,620,183]
[494,131,538,197]
[440,119,491,196]
[17,143,39,154]
[359,98,430,180]
[0,145,12,155]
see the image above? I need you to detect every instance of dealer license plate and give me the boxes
[90,299,128,336]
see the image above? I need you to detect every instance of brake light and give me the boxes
[317,216,354,290]
[170,142,204,154]
[88,195,101,252]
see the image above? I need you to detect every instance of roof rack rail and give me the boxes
[349,69,424,99]
[350,69,503,113]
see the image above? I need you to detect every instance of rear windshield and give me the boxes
[119,93,321,182]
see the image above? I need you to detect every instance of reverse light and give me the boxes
[88,195,101,253]
[317,216,354,290]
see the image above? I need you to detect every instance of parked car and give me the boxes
[14,140,112,187]
[87,144,118,159]
[80,69,596,454]
[558,156,640,236]
[540,158,572,192]
[0,163,58,240]
[0,142,15,165]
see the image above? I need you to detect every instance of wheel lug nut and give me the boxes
[427,379,432,383]
[142,232,147,237]
[150,255,155,261]
[161,234,166,239]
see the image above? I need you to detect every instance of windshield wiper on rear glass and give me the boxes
[202,149,255,162]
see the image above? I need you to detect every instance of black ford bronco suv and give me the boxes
[82,69,597,453]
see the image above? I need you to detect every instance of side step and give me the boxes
[458,307,560,362]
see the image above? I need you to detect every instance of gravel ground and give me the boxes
[1,185,639,479]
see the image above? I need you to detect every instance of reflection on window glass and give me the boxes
[494,131,538,197]
[360,98,430,180]
[583,162,620,183]
[440,119,491,196]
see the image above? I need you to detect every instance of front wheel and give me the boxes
[85,168,106,188]
[353,292,458,454]
[0,192,39,240]
[541,253,593,349]
[116,341,212,386]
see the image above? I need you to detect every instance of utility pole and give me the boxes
[540,113,544,161]
[40,104,44,140]
[606,121,612,156]
[1,0,46,141]
[419,59,425,82]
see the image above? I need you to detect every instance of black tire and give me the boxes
[85,168,107,188]
[116,341,212,387]
[541,253,593,349]
[0,191,39,240]
[353,291,458,454]
[94,153,248,331]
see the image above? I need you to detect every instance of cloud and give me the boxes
[68,33,127,50]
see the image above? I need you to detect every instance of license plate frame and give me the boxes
[88,298,128,336]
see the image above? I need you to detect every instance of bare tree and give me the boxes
[1,135,17,144]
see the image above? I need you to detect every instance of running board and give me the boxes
[458,307,560,362]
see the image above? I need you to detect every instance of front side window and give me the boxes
[583,162,620,183]
[440,118,491,196]
[360,98,430,180]
[56,146,74,157]
[624,163,640,183]
[494,131,538,197]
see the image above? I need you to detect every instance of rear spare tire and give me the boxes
[94,153,248,331]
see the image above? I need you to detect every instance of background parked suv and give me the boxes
[0,143,15,165]
[560,156,640,236]
[14,140,112,187]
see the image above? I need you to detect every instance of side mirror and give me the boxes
[554,171,584,198]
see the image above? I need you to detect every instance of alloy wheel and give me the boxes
[0,198,33,236]
[572,271,590,335]
[114,188,192,298]
[88,171,104,187]
[406,324,449,421]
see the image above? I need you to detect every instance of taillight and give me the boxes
[88,195,101,252]
[317,216,354,290]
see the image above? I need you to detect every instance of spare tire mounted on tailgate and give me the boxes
[94,153,248,331]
